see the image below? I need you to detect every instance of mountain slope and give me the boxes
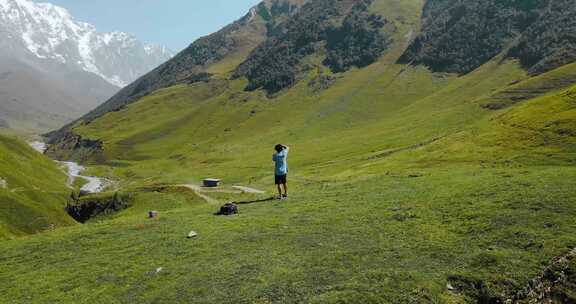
[0,134,75,238]
[0,55,118,132]
[235,0,391,94]
[49,0,576,136]
[58,0,306,127]
[398,0,576,75]
[506,0,576,74]
[4,0,576,302]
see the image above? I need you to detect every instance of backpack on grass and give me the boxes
[217,203,238,216]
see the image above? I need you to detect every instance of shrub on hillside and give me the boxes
[235,0,340,94]
[324,1,388,73]
[506,0,576,74]
[236,0,388,95]
[398,0,545,74]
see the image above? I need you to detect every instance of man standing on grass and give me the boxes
[273,144,289,200]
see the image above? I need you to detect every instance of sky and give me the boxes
[38,0,262,52]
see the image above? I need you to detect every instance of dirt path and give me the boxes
[231,186,266,194]
[179,184,266,205]
[179,184,220,205]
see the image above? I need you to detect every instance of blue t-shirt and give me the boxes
[273,149,289,176]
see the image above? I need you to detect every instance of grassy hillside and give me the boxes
[4,0,576,302]
[48,0,306,131]
[2,70,576,302]
[6,51,576,304]
[0,135,75,239]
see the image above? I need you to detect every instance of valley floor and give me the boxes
[1,164,576,303]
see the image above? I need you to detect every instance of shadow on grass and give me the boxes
[235,197,276,205]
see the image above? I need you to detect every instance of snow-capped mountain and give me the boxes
[0,0,174,132]
[0,0,173,87]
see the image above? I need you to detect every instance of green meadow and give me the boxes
[0,134,74,238]
[1,57,575,303]
[2,0,576,301]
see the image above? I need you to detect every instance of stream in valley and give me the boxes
[29,141,106,193]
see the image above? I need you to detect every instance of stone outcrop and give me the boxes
[45,132,104,164]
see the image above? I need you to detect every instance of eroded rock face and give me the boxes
[510,248,576,303]
[66,192,133,223]
[45,132,104,164]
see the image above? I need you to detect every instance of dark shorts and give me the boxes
[275,174,287,185]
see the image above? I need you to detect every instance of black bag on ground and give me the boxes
[217,203,238,215]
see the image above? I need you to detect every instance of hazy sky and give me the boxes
[39,0,262,52]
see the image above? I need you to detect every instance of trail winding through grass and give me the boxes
[179,184,221,205]
[179,184,266,205]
